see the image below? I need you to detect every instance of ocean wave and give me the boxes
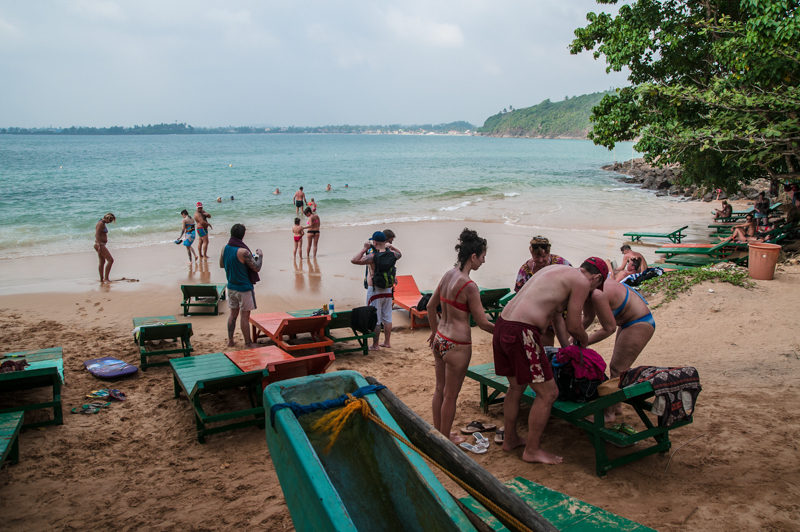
[503,192,521,197]
[439,201,471,212]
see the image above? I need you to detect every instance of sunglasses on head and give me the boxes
[530,244,550,250]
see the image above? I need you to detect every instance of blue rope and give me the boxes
[270,384,386,429]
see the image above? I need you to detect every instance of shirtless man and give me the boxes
[493,257,608,465]
[194,202,212,259]
[293,187,307,215]
[608,244,646,280]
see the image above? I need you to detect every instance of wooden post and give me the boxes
[366,376,557,532]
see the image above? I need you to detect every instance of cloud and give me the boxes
[385,9,464,48]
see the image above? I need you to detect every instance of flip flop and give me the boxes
[611,423,638,436]
[86,389,110,400]
[460,420,498,434]
[87,402,112,409]
[473,432,490,450]
[109,389,127,401]
[459,442,488,454]
[494,428,504,444]
[71,405,100,414]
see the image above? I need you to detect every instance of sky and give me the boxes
[0,1,629,128]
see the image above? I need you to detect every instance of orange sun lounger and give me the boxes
[225,346,334,389]
[249,312,334,354]
[392,275,429,330]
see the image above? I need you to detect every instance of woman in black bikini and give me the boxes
[304,207,320,258]
[94,213,116,282]
[426,229,495,444]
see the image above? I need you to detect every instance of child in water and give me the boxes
[308,198,317,213]
[292,218,305,259]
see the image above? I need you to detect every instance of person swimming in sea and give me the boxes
[274,188,280,195]
[308,198,317,213]
[292,217,305,259]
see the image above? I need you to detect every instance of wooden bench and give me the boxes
[133,317,193,370]
[466,363,694,477]
[623,225,689,244]
[181,283,227,316]
[393,275,429,329]
[0,412,24,469]
[170,353,269,443]
[460,476,656,531]
[250,312,333,354]
[225,346,334,389]
[0,347,64,429]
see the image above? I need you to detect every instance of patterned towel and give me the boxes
[620,366,702,426]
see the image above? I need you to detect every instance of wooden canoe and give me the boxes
[264,370,480,532]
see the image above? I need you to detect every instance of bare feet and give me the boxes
[502,435,527,452]
[369,345,381,351]
[245,343,259,349]
[449,433,466,445]
[522,448,563,465]
[379,342,391,348]
[226,340,236,347]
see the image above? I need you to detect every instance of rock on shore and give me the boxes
[601,158,770,201]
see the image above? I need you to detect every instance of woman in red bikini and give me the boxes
[427,228,495,444]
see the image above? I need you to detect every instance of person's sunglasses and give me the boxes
[530,244,550,251]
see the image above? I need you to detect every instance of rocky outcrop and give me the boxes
[601,158,771,201]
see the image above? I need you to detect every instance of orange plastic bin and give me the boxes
[748,242,782,280]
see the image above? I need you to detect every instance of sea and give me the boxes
[0,134,653,260]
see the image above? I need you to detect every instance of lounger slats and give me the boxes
[0,348,64,429]
[0,412,24,468]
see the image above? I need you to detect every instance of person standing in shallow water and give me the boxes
[194,202,212,259]
[427,228,494,444]
[94,213,116,282]
[178,210,198,262]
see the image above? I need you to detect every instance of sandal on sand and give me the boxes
[611,423,638,436]
[460,420,497,434]
[71,405,100,414]
[494,428,504,444]
[87,402,112,409]
[86,389,110,400]
[459,442,488,454]
[109,389,127,401]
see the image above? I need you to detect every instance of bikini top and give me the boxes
[611,283,649,317]
[99,220,108,233]
[440,280,474,313]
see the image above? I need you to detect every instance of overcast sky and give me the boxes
[0,1,628,128]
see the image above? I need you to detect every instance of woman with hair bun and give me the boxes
[427,228,495,444]
[94,213,116,282]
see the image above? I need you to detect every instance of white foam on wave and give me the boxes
[474,197,483,202]
[439,201,471,212]
[603,187,633,192]
[503,192,521,197]
[118,225,143,232]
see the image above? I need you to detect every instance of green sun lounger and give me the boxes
[181,283,227,316]
[471,287,512,326]
[136,321,194,370]
[655,240,732,259]
[460,476,656,531]
[0,412,24,469]
[466,363,694,477]
[0,347,64,429]
[663,254,748,267]
[170,352,269,443]
[623,225,689,244]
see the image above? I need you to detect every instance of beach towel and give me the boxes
[620,366,701,426]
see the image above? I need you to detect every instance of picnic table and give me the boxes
[0,347,64,429]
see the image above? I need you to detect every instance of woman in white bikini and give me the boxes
[427,228,495,444]
[94,213,116,282]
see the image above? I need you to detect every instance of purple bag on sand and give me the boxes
[84,357,138,379]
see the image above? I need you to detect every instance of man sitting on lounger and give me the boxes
[220,224,263,348]
[608,245,647,282]
[493,257,607,465]
[714,200,732,220]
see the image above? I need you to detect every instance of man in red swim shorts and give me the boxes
[493,257,608,464]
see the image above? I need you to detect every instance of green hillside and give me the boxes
[477,91,612,138]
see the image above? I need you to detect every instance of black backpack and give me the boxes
[372,251,397,289]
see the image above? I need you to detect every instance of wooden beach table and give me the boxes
[0,412,24,469]
[460,476,656,531]
[0,347,64,429]
[132,316,193,370]
[623,225,689,244]
[225,346,334,389]
[249,312,333,354]
[393,275,429,330]
[170,352,268,443]
[289,309,376,356]
[466,363,694,477]
[180,283,227,316]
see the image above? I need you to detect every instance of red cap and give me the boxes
[196,202,203,207]
[583,257,609,291]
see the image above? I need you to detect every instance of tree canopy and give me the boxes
[571,0,800,192]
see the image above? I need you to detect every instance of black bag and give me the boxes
[350,306,378,334]
[372,251,398,289]
[547,348,604,403]
[415,293,441,312]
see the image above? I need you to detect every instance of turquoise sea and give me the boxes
[0,134,646,260]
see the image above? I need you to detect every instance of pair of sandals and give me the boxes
[459,421,500,454]
[86,389,127,401]
[459,432,490,454]
[71,402,112,414]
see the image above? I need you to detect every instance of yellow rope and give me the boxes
[310,395,536,532]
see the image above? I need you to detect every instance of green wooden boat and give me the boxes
[264,370,479,532]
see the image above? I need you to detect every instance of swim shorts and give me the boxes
[227,289,257,312]
[197,227,208,237]
[367,286,393,325]
[183,230,196,247]
[295,200,303,208]
[492,316,553,385]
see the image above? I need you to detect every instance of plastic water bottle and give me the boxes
[329,299,334,315]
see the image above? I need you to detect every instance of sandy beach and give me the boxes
[2,210,800,532]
